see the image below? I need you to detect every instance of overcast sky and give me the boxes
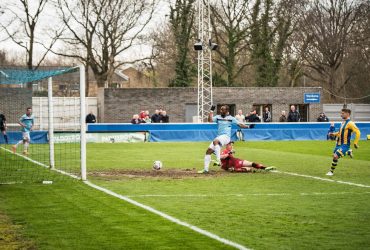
[0,0,171,64]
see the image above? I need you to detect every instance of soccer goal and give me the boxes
[0,65,86,184]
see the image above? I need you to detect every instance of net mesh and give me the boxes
[0,66,82,184]
[0,66,79,84]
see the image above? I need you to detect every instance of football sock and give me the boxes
[204,154,211,171]
[24,142,29,151]
[330,159,338,172]
[4,134,8,144]
[252,162,264,169]
[214,144,221,163]
[15,140,23,147]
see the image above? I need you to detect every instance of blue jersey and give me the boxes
[20,114,34,132]
[212,115,240,137]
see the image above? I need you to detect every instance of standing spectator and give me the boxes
[131,114,142,124]
[235,110,245,123]
[85,111,97,124]
[279,111,287,122]
[287,105,300,122]
[235,110,245,141]
[151,110,162,123]
[161,110,169,123]
[317,112,329,122]
[263,107,272,122]
[0,112,8,144]
[327,122,336,140]
[245,110,261,123]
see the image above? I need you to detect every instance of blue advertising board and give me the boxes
[304,93,321,103]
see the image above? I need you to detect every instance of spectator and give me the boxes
[317,112,329,122]
[245,110,261,123]
[139,111,151,123]
[263,107,272,122]
[235,110,245,123]
[151,110,162,123]
[131,114,142,124]
[0,112,8,144]
[327,122,336,140]
[139,111,146,120]
[86,111,97,123]
[287,105,300,122]
[279,110,287,122]
[143,115,151,123]
[235,110,245,141]
[161,110,169,123]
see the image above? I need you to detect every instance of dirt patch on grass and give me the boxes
[90,168,231,180]
[0,212,35,250]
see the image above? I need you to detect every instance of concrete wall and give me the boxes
[0,88,32,126]
[98,87,323,123]
[323,104,370,121]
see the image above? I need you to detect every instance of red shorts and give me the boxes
[221,157,244,170]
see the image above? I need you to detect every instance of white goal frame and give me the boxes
[47,64,86,180]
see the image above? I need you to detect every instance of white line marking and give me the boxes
[0,146,250,250]
[0,182,24,185]
[125,192,370,198]
[0,146,81,180]
[84,181,250,250]
[273,170,370,188]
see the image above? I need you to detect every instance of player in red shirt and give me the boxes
[220,142,275,172]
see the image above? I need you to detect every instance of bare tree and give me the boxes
[300,0,364,99]
[144,26,177,87]
[55,0,156,92]
[0,0,62,70]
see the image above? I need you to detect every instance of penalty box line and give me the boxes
[0,146,250,250]
[273,170,370,188]
[125,192,370,198]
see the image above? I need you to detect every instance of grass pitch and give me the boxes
[0,140,369,249]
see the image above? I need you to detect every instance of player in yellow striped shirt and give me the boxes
[326,108,361,176]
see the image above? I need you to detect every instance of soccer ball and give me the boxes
[152,160,163,170]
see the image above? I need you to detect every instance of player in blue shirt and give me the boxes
[198,105,251,174]
[12,107,34,156]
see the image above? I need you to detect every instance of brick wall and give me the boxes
[0,88,32,124]
[98,87,322,123]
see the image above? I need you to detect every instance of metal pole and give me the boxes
[80,64,87,181]
[48,77,55,169]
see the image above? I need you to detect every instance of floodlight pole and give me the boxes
[47,77,55,169]
[196,0,213,123]
[80,64,87,181]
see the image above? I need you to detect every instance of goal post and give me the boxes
[0,65,87,183]
[79,64,87,181]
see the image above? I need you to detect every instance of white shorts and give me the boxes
[208,134,231,150]
[22,132,30,141]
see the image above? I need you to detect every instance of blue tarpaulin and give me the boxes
[87,122,370,142]
[1,123,369,144]
[0,131,48,144]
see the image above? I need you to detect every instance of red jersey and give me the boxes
[221,149,244,170]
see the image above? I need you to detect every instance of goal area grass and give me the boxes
[0,140,369,249]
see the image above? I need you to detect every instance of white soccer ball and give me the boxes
[152,160,163,170]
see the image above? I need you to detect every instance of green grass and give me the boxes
[1,140,370,249]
